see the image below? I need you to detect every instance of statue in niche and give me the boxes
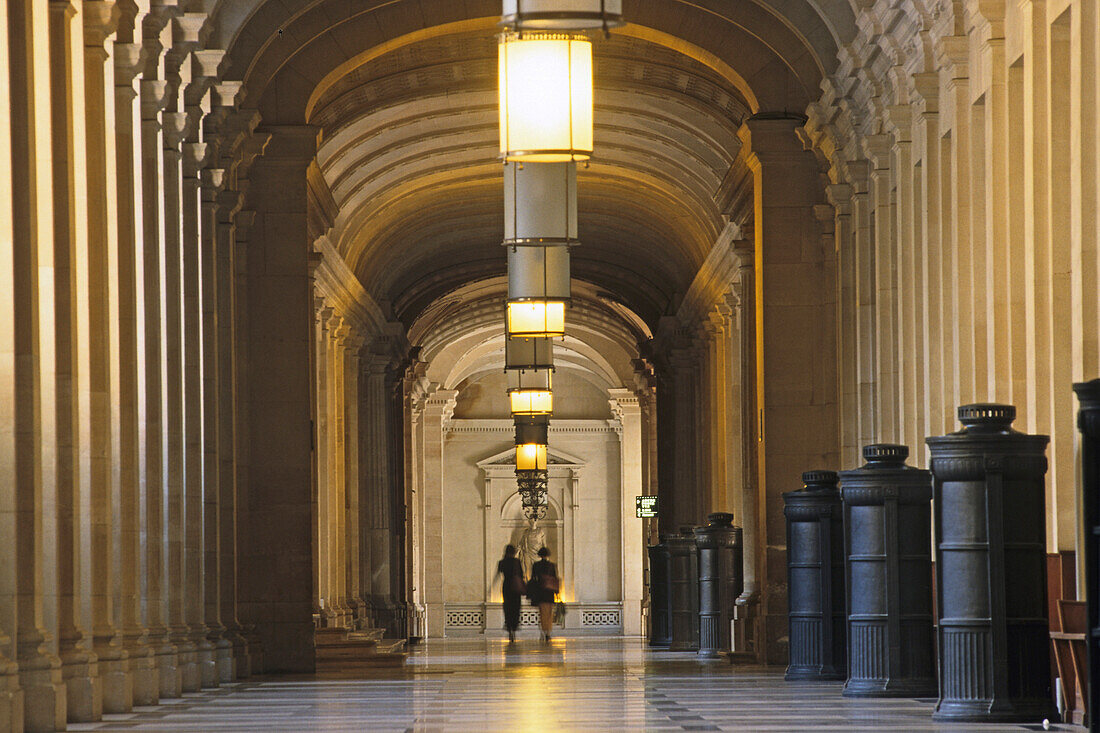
[519,517,547,578]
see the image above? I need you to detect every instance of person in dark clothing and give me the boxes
[530,546,559,642]
[496,544,525,642]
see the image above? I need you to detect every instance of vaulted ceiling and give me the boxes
[212,0,855,333]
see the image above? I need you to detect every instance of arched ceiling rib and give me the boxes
[214,0,855,332]
[305,30,747,328]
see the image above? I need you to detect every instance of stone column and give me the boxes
[864,134,898,443]
[12,0,69,726]
[361,355,393,623]
[83,1,134,713]
[669,344,701,528]
[344,333,366,624]
[209,187,241,682]
[314,305,333,624]
[828,184,860,468]
[731,251,761,654]
[240,126,318,672]
[330,320,350,627]
[0,2,28,727]
[692,331,714,515]
[161,105,200,693]
[739,116,839,664]
[912,73,948,440]
[229,208,256,677]
[112,38,158,708]
[609,389,644,636]
[47,0,103,722]
[420,389,457,637]
[404,375,429,639]
[139,61,179,699]
[887,106,924,455]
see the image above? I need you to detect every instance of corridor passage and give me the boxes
[66,637,1074,732]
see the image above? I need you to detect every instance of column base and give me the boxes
[171,633,199,693]
[213,637,234,684]
[122,639,158,707]
[242,625,264,676]
[59,648,102,723]
[18,650,66,732]
[621,600,643,636]
[932,698,1058,723]
[94,646,132,714]
[152,639,181,699]
[195,636,218,689]
[425,604,445,638]
[0,658,23,733]
[225,626,250,679]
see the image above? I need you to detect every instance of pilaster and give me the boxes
[420,389,457,637]
[608,389,644,636]
[240,126,320,672]
[0,1,26,727]
[112,38,158,708]
[48,0,104,722]
[738,115,838,665]
[85,1,137,714]
[12,0,69,727]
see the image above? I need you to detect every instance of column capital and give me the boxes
[83,1,121,48]
[608,387,642,420]
[861,134,893,171]
[737,114,810,166]
[140,79,171,120]
[258,125,320,167]
[422,389,458,424]
[161,111,190,148]
[114,43,146,86]
[910,73,940,114]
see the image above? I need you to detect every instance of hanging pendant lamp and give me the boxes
[498,32,592,162]
[502,0,624,31]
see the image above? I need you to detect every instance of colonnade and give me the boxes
[805,0,1100,563]
[2,2,277,729]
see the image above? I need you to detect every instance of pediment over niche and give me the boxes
[476,446,586,470]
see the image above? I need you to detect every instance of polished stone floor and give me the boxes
[69,636,1077,732]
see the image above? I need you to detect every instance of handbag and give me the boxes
[540,574,560,593]
[509,573,526,595]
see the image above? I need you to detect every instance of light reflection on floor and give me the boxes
[68,636,1079,732]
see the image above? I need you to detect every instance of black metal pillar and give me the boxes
[667,529,699,651]
[784,470,846,681]
[839,444,936,697]
[648,540,672,647]
[1074,381,1100,732]
[694,513,743,657]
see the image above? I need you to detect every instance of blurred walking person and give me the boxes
[529,547,559,642]
[496,544,525,642]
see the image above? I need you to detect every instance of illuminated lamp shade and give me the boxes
[514,414,549,470]
[499,32,592,162]
[508,367,553,416]
[501,0,623,30]
[507,301,566,338]
[505,334,554,369]
[516,442,548,471]
[504,161,578,245]
[508,244,570,302]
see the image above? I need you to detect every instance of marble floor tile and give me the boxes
[65,636,1080,732]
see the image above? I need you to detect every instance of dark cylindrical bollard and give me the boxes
[648,540,672,647]
[784,470,846,681]
[839,444,936,697]
[1074,381,1100,731]
[927,404,1055,723]
[693,513,743,658]
[667,529,699,651]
